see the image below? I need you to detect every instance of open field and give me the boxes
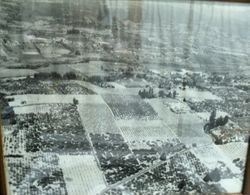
[59,155,106,195]
[7,94,105,107]
[176,86,222,102]
[120,125,178,146]
[148,98,212,146]
[115,119,164,128]
[191,144,242,176]
[78,104,121,134]
[71,61,109,77]
[37,64,75,74]
[147,99,182,129]
[218,142,248,161]
[12,104,52,114]
[190,144,246,193]
[0,68,37,78]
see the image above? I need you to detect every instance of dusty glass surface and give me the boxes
[0,0,250,194]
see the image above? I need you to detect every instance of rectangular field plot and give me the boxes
[120,125,184,168]
[191,145,244,193]
[71,61,109,77]
[75,81,115,95]
[176,87,222,102]
[7,94,105,107]
[172,113,211,140]
[132,140,185,168]
[3,125,25,155]
[0,78,96,95]
[6,154,67,195]
[102,94,158,120]
[148,99,212,146]
[90,133,141,184]
[120,125,178,144]
[191,145,242,175]
[0,78,52,94]
[116,119,164,128]
[6,157,31,195]
[43,81,96,95]
[78,104,121,134]
[146,99,180,130]
[16,104,90,154]
[59,155,106,195]
[13,104,51,114]
[218,142,248,161]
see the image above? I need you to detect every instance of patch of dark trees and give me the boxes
[1,93,16,124]
[90,133,141,184]
[203,168,221,183]
[138,87,177,99]
[204,110,229,133]
[235,84,250,92]
[138,87,156,99]
[0,92,8,111]
[4,154,23,158]
[34,71,78,80]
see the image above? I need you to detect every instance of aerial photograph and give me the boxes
[0,0,250,194]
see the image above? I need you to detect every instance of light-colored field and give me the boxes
[219,178,243,194]
[71,61,109,77]
[147,99,180,129]
[13,104,51,114]
[78,103,121,134]
[7,94,105,107]
[217,142,248,161]
[117,78,150,88]
[118,87,144,96]
[37,64,75,74]
[107,82,126,89]
[191,144,241,175]
[167,100,192,113]
[116,119,163,128]
[116,119,179,151]
[120,121,177,142]
[41,47,70,58]
[0,68,37,78]
[171,113,207,137]
[120,125,178,150]
[147,99,212,146]
[59,155,106,195]
[176,86,222,102]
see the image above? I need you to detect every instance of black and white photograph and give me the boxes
[0,0,250,194]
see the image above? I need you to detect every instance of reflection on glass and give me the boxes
[0,0,250,195]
